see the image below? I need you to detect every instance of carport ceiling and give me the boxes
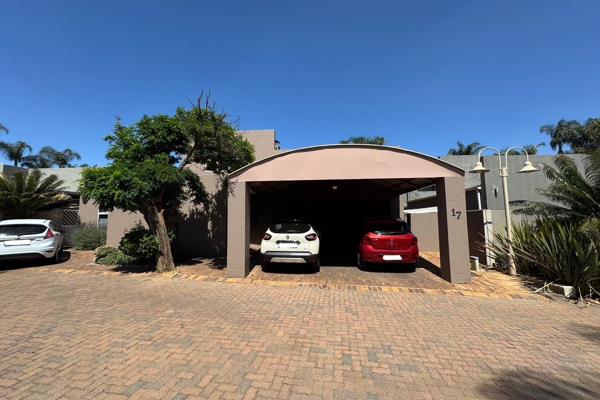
[250,178,435,197]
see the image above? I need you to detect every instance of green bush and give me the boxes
[71,224,107,250]
[94,246,133,265]
[118,223,175,266]
[488,220,600,299]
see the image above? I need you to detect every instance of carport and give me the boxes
[227,145,470,283]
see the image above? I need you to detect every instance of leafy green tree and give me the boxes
[540,118,600,154]
[80,100,255,272]
[20,146,82,168]
[0,141,32,166]
[447,141,483,155]
[0,170,70,218]
[514,151,600,240]
[340,136,386,145]
[501,142,546,155]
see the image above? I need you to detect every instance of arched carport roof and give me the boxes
[229,144,464,182]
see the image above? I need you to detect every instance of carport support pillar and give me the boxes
[227,181,251,278]
[436,177,470,283]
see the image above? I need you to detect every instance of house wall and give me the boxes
[408,212,439,251]
[97,129,280,255]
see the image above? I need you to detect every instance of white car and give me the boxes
[260,220,320,272]
[0,219,64,263]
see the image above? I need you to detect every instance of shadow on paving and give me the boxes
[478,369,600,399]
[0,250,72,273]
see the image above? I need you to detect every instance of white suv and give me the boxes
[260,220,320,272]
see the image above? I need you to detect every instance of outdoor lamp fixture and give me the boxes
[469,146,539,276]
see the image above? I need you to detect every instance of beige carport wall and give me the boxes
[227,145,470,283]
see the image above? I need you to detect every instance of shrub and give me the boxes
[71,224,107,250]
[94,246,133,265]
[488,220,600,299]
[118,223,175,266]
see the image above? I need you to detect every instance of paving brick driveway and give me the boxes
[1,265,600,399]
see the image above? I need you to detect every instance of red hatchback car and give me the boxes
[357,220,419,267]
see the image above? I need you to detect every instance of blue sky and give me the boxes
[1,0,599,166]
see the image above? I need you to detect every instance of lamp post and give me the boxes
[469,146,539,276]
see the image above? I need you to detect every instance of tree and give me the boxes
[340,136,386,145]
[514,150,600,240]
[0,141,32,166]
[447,141,483,155]
[46,147,82,167]
[0,170,70,218]
[540,118,600,154]
[20,146,82,168]
[0,123,8,134]
[80,99,255,272]
[501,142,546,155]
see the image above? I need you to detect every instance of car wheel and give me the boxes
[313,257,320,273]
[357,252,365,268]
[53,246,63,264]
[261,261,270,272]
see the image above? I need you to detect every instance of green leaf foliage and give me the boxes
[486,220,600,299]
[447,141,482,155]
[0,170,70,218]
[71,223,107,250]
[340,136,386,145]
[80,103,255,215]
[118,223,174,265]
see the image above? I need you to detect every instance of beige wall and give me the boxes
[240,129,280,160]
[79,198,99,225]
[408,212,439,251]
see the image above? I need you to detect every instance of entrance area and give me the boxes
[251,179,426,266]
[227,145,471,283]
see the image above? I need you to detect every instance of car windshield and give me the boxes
[269,222,311,234]
[367,221,409,235]
[0,224,47,236]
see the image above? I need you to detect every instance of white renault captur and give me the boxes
[260,220,320,272]
[0,219,63,263]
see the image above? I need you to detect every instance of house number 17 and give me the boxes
[451,209,462,220]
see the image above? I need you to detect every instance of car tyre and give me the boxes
[261,260,270,272]
[312,257,320,273]
[357,252,365,268]
[53,246,63,264]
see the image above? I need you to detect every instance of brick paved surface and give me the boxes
[1,264,600,399]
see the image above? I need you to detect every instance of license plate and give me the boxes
[278,242,298,248]
[383,255,402,261]
[4,240,32,246]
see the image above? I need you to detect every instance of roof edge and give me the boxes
[228,144,465,179]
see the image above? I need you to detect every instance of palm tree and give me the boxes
[0,141,33,166]
[447,141,483,155]
[54,148,82,167]
[0,123,8,134]
[514,150,600,238]
[340,136,386,145]
[540,119,581,154]
[501,142,546,155]
[0,170,70,218]
[38,146,82,167]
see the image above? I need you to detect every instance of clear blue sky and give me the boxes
[1,0,599,166]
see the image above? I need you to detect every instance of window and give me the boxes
[367,221,409,235]
[0,224,47,236]
[98,212,108,229]
[269,222,311,234]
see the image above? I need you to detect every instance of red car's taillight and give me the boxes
[305,233,318,241]
[263,233,272,240]
[360,234,371,246]
[44,229,55,239]
[412,236,418,246]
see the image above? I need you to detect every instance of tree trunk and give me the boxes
[145,206,176,273]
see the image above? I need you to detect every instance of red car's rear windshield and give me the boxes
[269,222,311,234]
[367,221,409,235]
